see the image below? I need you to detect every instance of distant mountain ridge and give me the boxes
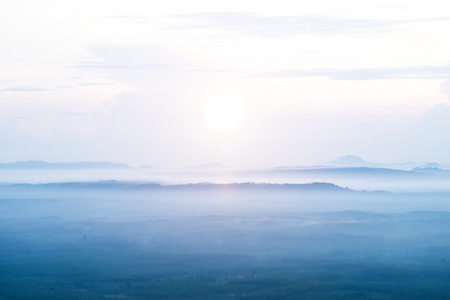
[1,181,349,192]
[267,166,447,181]
[327,155,450,170]
[328,155,381,167]
[0,160,130,169]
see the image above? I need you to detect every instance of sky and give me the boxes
[1,0,450,168]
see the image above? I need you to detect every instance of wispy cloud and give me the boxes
[69,60,242,74]
[1,82,114,92]
[78,82,113,87]
[72,43,450,82]
[145,12,450,37]
[0,86,53,92]
[262,65,450,80]
[69,61,167,70]
[57,112,103,116]
[71,59,450,81]
[166,12,397,36]
[56,82,114,88]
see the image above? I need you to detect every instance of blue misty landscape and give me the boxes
[3,1,450,299]
[3,158,450,299]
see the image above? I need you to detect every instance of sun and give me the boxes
[205,96,244,133]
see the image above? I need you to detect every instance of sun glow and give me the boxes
[205,97,244,133]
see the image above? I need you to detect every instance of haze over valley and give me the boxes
[2,0,450,298]
[3,155,450,192]
[3,157,450,298]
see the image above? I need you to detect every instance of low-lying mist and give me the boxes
[3,176,450,299]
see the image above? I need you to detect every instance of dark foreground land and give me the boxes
[2,183,450,299]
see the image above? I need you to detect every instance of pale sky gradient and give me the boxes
[1,0,450,168]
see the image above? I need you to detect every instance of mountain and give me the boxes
[328,156,450,171]
[268,166,442,179]
[327,155,380,167]
[0,181,350,192]
[412,167,450,175]
[0,161,130,169]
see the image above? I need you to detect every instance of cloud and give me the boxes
[1,83,115,92]
[69,61,166,70]
[391,103,450,163]
[69,59,238,75]
[441,78,450,100]
[264,65,450,80]
[56,82,113,89]
[416,103,450,129]
[163,12,450,37]
[72,56,450,82]
[165,12,396,36]
[0,86,53,92]
[78,82,113,87]
[57,112,103,116]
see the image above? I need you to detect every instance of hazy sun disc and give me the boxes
[205,97,244,133]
